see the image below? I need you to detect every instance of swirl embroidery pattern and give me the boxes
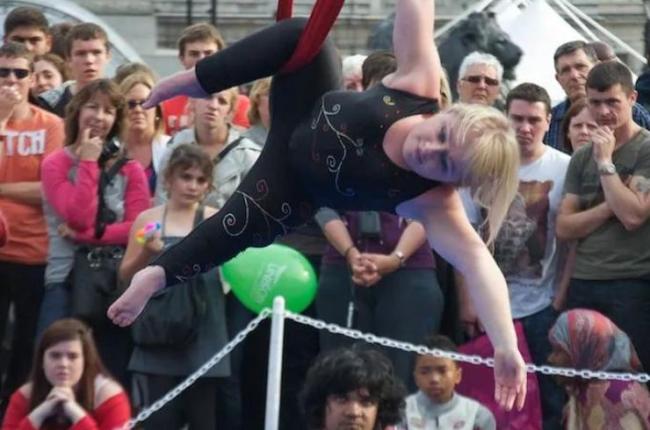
[222,179,292,243]
[175,263,205,283]
[311,97,364,197]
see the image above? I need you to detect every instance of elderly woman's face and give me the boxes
[568,106,598,152]
[457,63,500,106]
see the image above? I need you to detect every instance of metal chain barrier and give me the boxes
[117,305,650,430]
[119,309,272,430]
[284,311,650,384]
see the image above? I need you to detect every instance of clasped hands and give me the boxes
[346,247,401,287]
[31,385,86,425]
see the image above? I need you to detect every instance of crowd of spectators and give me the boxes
[0,3,650,429]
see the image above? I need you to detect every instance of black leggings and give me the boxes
[155,18,341,286]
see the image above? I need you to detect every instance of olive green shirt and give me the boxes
[564,129,650,280]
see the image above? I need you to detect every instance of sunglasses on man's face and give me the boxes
[0,68,30,79]
[463,75,500,87]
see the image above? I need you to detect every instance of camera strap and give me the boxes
[94,157,129,239]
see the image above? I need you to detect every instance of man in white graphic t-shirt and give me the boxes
[459,83,569,430]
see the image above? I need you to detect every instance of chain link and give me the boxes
[119,309,271,430]
[284,311,650,384]
[116,306,650,429]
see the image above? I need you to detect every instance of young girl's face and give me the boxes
[78,92,117,140]
[32,59,63,96]
[413,354,461,404]
[167,165,210,205]
[43,339,84,388]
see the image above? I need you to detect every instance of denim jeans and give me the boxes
[316,265,443,390]
[36,281,70,339]
[567,278,650,372]
[519,305,566,430]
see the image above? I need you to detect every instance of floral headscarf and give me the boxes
[548,308,641,372]
[549,309,650,430]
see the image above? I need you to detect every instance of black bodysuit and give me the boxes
[290,84,439,211]
[154,18,440,286]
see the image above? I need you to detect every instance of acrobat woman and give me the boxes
[109,0,527,410]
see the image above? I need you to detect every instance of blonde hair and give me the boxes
[247,78,271,125]
[448,103,519,244]
[118,72,164,136]
[439,67,452,109]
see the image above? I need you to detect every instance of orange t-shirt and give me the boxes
[0,106,63,264]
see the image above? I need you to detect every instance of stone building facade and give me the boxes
[32,1,650,75]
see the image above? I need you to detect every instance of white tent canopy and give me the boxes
[498,0,584,102]
[437,0,647,104]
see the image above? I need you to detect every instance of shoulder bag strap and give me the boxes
[213,137,244,164]
[94,157,130,239]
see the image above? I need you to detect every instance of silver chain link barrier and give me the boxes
[117,306,650,430]
[119,309,271,430]
[283,311,650,384]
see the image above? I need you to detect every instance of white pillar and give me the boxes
[264,296,286,430]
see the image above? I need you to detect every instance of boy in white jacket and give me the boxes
[405,335,495,430]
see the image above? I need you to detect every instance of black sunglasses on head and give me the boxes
[0,68,30,79]
[463,75,500,87]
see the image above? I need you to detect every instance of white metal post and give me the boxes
[264,296,286,430]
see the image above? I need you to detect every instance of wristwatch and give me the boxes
[598,162,616,176]
[392,250,406,267]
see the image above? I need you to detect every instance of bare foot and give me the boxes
[143,68,208,109]
[107,266,166,326]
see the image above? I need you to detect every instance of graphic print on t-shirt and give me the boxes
[494,180,552,279]
[2,130,47,156]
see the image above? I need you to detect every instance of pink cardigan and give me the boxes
[41,148,150,245]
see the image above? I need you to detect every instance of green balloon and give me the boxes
[221,244,317,314]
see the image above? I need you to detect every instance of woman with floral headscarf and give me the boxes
[548,309,650,429]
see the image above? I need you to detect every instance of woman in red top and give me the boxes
[1,318,131,430]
